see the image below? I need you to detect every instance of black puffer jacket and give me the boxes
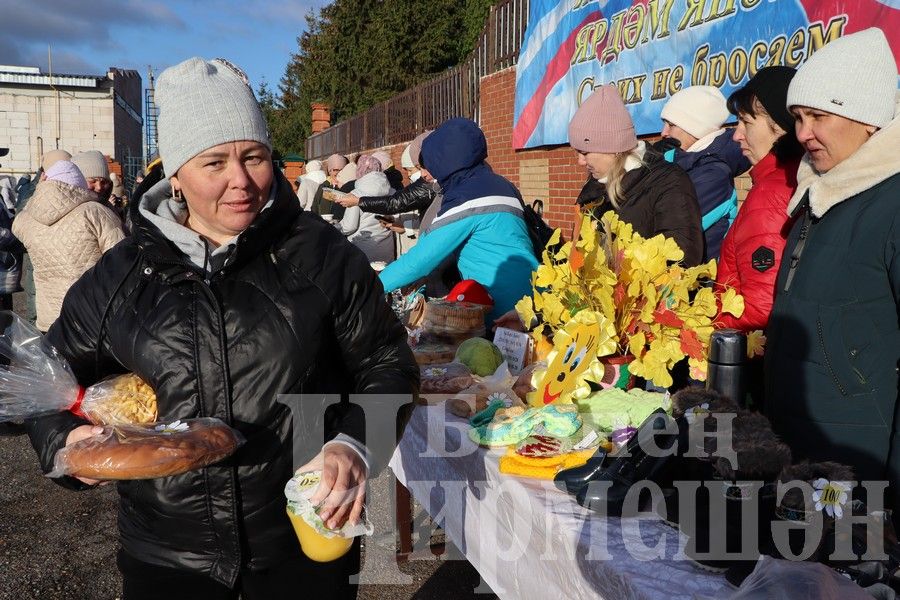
[358,178,436,217]
[26,172,418,586]
[577,146,704,266]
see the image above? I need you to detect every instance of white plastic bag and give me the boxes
[722,556,871,600]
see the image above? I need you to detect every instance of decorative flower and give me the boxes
[812,478,851,519]
[154,420,190,434]
[685,403,710,425]
[516,211,744,387]
[487,392,513,407]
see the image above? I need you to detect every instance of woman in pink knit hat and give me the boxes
[570,85,704,266]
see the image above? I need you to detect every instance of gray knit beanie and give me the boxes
[787,28,898,128]
[156,57,271,176]
[71,150,109,180]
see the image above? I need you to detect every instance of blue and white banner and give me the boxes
[513,0,900,148]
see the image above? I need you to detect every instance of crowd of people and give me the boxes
[0,24,893,600]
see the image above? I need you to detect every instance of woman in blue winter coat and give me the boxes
[378,118,537,321]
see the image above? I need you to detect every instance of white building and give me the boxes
[0,65,142,177]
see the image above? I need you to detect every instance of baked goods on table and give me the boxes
[420,363,474,394]
[50,418,244,480]
[412,342,457,366]
[422,299,486,334]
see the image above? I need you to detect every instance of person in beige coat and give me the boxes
[12,160,124,331]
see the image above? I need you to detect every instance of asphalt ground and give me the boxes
[0,294,496,600]
[0,429,497,600]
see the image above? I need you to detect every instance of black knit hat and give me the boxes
[728,66,797,133]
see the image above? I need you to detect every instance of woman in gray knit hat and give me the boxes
[25,57,417,600]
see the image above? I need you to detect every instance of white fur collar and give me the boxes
[787,95,900,218]
[687,129,725,153]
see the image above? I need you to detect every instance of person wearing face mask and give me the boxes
[764,28,900,521]
[572,84,704,266]
[716,66,804,332]
[24,57,418,600]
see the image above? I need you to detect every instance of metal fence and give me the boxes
[306,0,529,159]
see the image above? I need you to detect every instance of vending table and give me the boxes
[389,404,730,600]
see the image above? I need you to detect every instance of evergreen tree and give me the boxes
[270,0,499,154]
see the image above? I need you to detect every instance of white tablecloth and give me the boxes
[389,404,731,600]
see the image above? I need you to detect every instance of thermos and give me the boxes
[706,329,748,407]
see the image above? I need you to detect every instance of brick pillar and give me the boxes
[283,160,305,191]
[311,103,331,134]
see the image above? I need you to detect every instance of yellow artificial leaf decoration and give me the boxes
[516,209,744,388]
[720,288,745,318]
[747,330,767,358]
[534,264,557,287]
[515,296,536,330]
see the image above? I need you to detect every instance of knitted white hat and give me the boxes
[71,150,109,180]
[660,86,729,139]
[156,57,271,176]
[40,149,71,171]
[787,28,898,128]
[400,145,414,169]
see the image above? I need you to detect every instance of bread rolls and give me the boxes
[52,418,243,480]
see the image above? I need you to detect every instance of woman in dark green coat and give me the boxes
[765,28,900,518]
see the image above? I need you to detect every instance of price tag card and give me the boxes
[492,327,532,374]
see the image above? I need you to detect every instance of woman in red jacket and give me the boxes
[717,67,804,331]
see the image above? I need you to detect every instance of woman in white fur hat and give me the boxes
[765,27,900,526]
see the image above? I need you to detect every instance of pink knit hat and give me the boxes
[408,130,433,167]
[371,150,391,170]
[568,85,637,153]
[326,153,348,172]
[355,154,382,179]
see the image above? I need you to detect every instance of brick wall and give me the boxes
[480,67,584,235]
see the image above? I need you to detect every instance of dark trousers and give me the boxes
[118,540,361,600]
[0,293,11,311]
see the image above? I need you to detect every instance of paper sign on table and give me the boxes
[492,327,532,374]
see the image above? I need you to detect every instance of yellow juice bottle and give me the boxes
[284,470,354,562]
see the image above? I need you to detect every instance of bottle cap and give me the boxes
[708,329,747,365]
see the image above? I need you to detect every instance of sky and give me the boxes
[0,0,330,93]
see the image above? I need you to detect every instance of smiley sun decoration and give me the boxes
[527,310,617,407]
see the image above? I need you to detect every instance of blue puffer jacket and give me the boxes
[671,130,750,260]
[379,118,537,321]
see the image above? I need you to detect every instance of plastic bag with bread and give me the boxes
[49,418,245,480]
[0,312,157,425]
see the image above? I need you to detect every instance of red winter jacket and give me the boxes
[717,152,799,331]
